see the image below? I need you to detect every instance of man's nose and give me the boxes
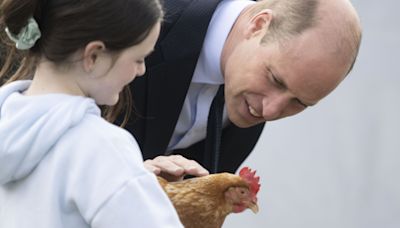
[261,95,290,121]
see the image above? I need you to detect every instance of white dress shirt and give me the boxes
[168,0,256,151]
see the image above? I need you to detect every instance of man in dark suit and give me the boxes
[125,0,362,179]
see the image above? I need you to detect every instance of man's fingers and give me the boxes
[150,156,185,176]
[143,160,161,175]
[145,155,209,178]
[164,155,209,176]
[179,160,209,177]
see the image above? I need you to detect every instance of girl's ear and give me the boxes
[244,9,274,39]
[82,41,106,73]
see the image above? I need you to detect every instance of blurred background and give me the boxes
[225,0,400,227]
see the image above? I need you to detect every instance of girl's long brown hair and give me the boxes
[0,0,163,126]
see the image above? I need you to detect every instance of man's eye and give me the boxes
[136,60,144,64]
[272,76,284,88]
[273,76,280,84]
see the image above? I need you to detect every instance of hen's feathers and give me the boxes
[157,172,255,228]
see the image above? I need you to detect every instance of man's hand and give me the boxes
[144,155,209,181]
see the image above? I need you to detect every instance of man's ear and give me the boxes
[82,41,106,73]
[244,9,273,39]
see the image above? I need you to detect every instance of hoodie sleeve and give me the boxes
[57,116,183,227]
[91,172,183,228]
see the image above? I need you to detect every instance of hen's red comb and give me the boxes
[239,167,260,195]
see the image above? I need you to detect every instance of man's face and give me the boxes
[222,28,349,128]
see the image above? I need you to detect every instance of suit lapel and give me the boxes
[142,0,222,158]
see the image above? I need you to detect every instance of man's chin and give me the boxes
[230,116,266,128]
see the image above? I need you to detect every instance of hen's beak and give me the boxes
[248,201,259,213]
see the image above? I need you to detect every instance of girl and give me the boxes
[0,0,183,227]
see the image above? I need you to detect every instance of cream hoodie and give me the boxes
[0,80,183,228]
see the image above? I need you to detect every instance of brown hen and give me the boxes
[157,167,261,228]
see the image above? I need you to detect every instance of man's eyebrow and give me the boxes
[267,67,314,107]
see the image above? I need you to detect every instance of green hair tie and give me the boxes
[5,17,41,50]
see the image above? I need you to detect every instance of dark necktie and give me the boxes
[204,85,225,173]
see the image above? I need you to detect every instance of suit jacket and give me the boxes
[125,0,265,173]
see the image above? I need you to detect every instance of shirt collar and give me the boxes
[192,0,256,84]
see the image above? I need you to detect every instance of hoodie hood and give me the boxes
[0,80,100,184]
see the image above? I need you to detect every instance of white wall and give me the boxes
[225,0,400,227]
